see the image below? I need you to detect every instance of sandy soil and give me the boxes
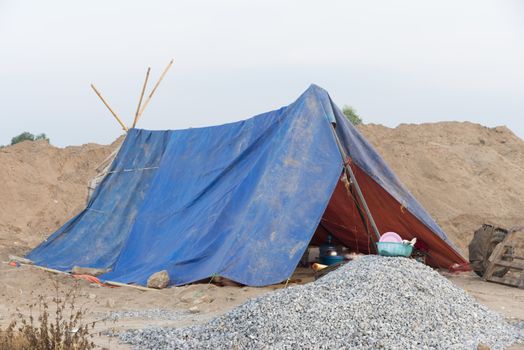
[0,138,121,253]
[0,122,523,349]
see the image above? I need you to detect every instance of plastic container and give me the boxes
[320,255,345,265]
[377,242,413,257]
[319,234,336,258]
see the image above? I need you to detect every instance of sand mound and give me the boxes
[0,122,522,259]
[358,121,524,254]
[0,139,120,256]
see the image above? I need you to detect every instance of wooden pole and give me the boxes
[90,84,129,132]
[9,255,34,265]
[135,59,174,124]
[104,280,158,291]
[132,67,151,128]
[18,263,157,291]
[328,124,381,246]
[344,162,381,243]
[28,264,70,275]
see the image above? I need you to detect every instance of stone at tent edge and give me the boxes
[147,270,170,289]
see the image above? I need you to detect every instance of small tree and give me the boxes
[10,132,49,145]
[342,105,363,125]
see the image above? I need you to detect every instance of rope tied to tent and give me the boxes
[86,208,107,214]
[343,156,353,168]
[208,273,218,284]
[106,166,159,174]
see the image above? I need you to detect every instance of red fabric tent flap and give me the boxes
[312,166,466,269]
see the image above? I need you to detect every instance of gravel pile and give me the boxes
[120,256,523,349]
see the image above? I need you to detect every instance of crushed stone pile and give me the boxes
[120,256,523,350]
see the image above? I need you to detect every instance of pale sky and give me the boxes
[1,1,523,147]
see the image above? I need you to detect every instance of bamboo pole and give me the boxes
[328,124,381,247]
[90,84,129,132]
[29,264,70,275]
[135,59,174,124]
[344,163,381,244]
[104,280,158,291]
[94,148,119,172]
[9,255,34,265]
[132,67,151,128]
[19,263,157,291]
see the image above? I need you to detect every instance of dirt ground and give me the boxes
[0,262,313,349]
[0,121,523,349]
[0,262,523,349]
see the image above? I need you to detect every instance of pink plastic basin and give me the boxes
[379,231,402,243]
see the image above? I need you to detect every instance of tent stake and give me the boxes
[329,124,381,245]
[135,59,174,124]
[90,84,129,132]
[132,67,151,128]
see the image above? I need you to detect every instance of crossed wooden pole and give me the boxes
[90,59,174,132]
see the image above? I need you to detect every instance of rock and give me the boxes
[88,293,96,299]
[72,266,109,276]
[188,306,200,314]
[147,270,170,289]
[179,295,193,304]
[477,343,491,350]
[192,295,215,305]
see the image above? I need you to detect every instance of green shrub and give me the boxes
[342,106,363,125]
[10,132,50,145]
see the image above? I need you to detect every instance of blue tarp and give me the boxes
[27,85,462,286]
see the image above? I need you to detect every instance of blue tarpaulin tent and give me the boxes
[27,85,466,286]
